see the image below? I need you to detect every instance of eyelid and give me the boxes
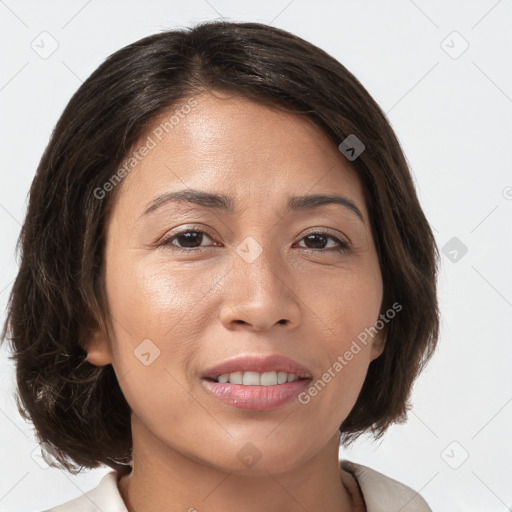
[157,224,217,245]
[299,227,352,246]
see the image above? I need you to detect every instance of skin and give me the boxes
[86,91,386,512]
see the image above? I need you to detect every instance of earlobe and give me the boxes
[85,329,113,367]
[370,331,387,361]
[370,342,385,361]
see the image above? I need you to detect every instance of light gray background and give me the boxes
[1,1,511,511]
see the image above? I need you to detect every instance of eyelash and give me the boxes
[157,228,351,254]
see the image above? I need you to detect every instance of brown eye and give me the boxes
[296,233,350,253]
[172,231,209,248]
[159,229,218,252]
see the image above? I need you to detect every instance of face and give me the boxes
[87,91,386,474]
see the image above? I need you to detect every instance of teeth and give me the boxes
[244,371,261,385]
[277,372,288,384]
[216,371,300,385]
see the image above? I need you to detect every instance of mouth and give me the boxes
[200,354,313,411]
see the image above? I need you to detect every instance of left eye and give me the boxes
[159,229,350,253]
[161,230,216,250]
[295,233,349,252]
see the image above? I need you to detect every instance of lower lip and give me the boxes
[201,378,311,411]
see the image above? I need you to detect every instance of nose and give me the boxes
[218,245,301,332]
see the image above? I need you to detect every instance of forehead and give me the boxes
[114,92,366,219]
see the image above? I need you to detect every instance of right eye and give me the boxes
[158,228,220,252]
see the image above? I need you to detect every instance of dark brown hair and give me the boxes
[1,20,439,473]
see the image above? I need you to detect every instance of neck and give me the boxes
[118,417,355,512]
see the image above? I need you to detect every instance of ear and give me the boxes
[84,327,113,367]
[370,325,387,362]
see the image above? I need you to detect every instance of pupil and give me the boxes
[305,234,326,249]
[178,232,202,248]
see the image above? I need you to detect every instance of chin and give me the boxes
[213,437,320,476]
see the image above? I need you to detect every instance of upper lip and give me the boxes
[201,354,313,380]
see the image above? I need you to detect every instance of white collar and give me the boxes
[48,459,432,511]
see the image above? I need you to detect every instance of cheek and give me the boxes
[298,269,382,418]
[114,358,198,430]
[105,255,223,347]
[310,262,383,346]
[303,340,373,417]
[103,257,226,412]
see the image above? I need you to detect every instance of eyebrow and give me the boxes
[141,189,364,224]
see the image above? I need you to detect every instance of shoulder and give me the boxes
[340,459,433,512]
[43,471,128,512]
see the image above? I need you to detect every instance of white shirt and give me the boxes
[45,459,432,512]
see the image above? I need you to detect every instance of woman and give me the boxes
[1,20,439,512]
